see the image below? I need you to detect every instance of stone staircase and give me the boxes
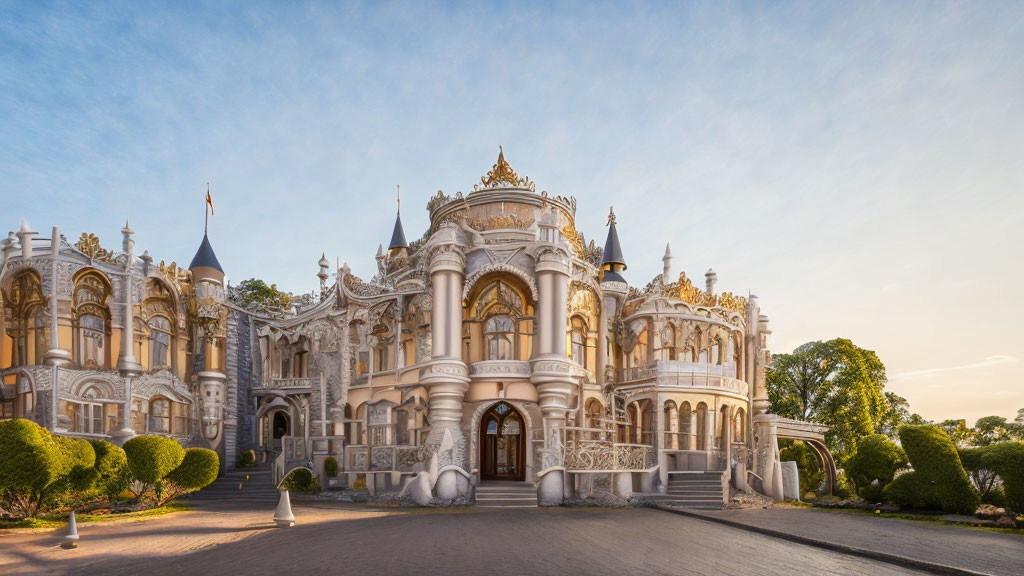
[186,465,280,503]
[475,481,538,509]
[654,471,725,509]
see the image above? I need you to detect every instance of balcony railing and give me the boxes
[255,377,313,390]
[616,361,748,396]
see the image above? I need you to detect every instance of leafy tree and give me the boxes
[123,435,185,501]
[231,278,293,312]
[845,434,908,497]
[1015,408,1023,425]
[162,448,219,504]
[969,416,1024,446]
[766,339,888,463]
[938,419,972,448]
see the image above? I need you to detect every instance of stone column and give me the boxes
[688,411,697,450]
[43,227,72,367]
[531,248,574,506]
[421,245,470,500]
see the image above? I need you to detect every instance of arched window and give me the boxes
[149,397,170,433]
[485,315,514,360]
[73,271,111,370]
[32,306,48,364]
[734,408,746,442]
[7,270,47,367]
[148,316,172,371]
[664,324,677,361]
[679,402,693,449]
[569,316,587,368]
[696,402,708,451]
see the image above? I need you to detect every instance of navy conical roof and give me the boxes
[389,212,408,251]
[189,232,223,273]
[600,208,627,271]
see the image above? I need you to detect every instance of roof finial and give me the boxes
[396,185,401,215]
[606,206,617,226]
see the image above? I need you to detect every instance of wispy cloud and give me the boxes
[891,356,1020,381]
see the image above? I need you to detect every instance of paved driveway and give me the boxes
[0,502,943,576]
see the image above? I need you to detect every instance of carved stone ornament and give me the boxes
[474,147,535,191]
[74,233,116,262]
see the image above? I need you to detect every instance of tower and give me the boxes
[189,230,228,453]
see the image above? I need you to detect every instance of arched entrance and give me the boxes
[479,402,525,481]
[272,412,290,451]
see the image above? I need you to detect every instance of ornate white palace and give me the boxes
[1,150,835,506]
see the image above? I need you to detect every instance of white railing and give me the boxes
[617,362,748,396]
[257,377,313,389]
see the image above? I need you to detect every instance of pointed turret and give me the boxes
[388,185,408,255]
[600,206,627,282]
[189,232,224,284]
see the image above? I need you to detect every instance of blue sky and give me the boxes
[2,1,1022,423]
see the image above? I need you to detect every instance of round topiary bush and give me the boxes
[163,448,220,503]
[236,449,255,468]
[324,457,339,478]
[0,419,64,517]
[883,425,979,514]
[846,434,908,496]
[91,440,130,501]
[123,435,185,499]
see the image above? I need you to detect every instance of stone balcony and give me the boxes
[252,377,314,393]
[616,360,749,397]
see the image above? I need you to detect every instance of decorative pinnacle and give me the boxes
[606,206,616,226]
[396,185,401,214]
[482,145,520,186]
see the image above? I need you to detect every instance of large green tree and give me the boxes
[766,338,889,463]
[230,278,293,313]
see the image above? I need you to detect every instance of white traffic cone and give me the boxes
[273,490,295,527]
[61,511,79,549]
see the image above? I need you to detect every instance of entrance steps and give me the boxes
[475,481,538,509]
[186,465,279,503]
[650,471,725,509]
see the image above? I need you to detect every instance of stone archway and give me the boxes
[479,402,526,481]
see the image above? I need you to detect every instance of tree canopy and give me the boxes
[766,338,900,462]
[230,278,293,313]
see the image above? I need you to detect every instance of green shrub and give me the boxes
[883,425,979,514]
[163,448,220,504]
[236,449,255,468]
[52,435,98,493]
[278,467,320,493]
[123,435,185,499]
[846,434,907,498]
[90,440,130,501]
[980,442,1024,513]
[860,483,885,503]
[0,419,64,517]
[324,457,339,478]
[780,440,825,495]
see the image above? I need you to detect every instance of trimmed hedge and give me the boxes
[123,435,185,500]
[846,434,907,496]
[0,419,64,516]
[962,442,1024,513]
[236,449,255,468]
[278,467,320,493]
[90,440,130,501]
[163,448,219,503]
[324,457,339,478]
[883,425,979,514]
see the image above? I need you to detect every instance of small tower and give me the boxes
[599,207,627,282]
[16,219,37,259]
[705,268,718,294]
[189,230,227,453]
[388,185,408,260]
[317,253,330,300]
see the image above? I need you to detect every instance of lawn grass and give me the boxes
[0,502,191,531]
[814,505,1024,534]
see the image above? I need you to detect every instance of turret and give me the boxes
[388,185,408,259]
[599,207,627,283]
[317,253,330,300]
[189,229,227,454]
[662,243,672,281]
[705,268,718,294]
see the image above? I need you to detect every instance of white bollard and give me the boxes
[61,511,79,549]
[273,490,295,527]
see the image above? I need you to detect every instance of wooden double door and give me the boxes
[479,402,525,481]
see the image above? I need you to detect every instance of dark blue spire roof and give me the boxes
[389,212,408,251]
[600,207,626,271]
[189,232,223,273]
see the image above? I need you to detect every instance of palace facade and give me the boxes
[0,150,834,506]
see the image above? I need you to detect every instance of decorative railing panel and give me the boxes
[256,377,313,390]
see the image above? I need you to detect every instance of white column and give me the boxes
[117,273,142,373]
[44,227,72,367]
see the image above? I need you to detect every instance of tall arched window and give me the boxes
[569,316,587,368]
[73,271,111,370]
[7,270,46,367]
[148,316,172,371]
[679,402,693,449]
[734,408,746,442]
[664,324,677,361]
[485,315,514,360]
[696,402,709,451]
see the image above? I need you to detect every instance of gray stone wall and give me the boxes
[225,308,258,469]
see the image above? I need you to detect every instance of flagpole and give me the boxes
[205,182,209,234]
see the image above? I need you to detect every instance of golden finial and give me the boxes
[483,145,520,186]
[607,206,616,226]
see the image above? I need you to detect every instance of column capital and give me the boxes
[429,246,465,274]
[534,250,570,276]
